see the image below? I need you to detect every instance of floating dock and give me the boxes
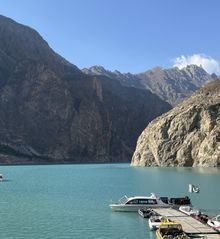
[153,208,220,239]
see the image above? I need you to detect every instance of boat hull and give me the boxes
[207,220,220,231]
[156,230,189,239]
[156,230,162,239]
[179,206,199,216]
[149,220,161,230]
[109,204,169,212]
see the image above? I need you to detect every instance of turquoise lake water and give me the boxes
[0,164,220,239]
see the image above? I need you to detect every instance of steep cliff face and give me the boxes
[83,65,216,106]
[0,15,171,163]
[131,78,220,167]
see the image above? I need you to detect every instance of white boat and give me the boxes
[207,214,220,231]
[148,216,172,230]
[109,193,170,212]
[138,208,159,218]
[109,193,192,212]
[179,206,209,224]
[179,206,200,216]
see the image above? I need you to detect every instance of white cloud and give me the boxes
[173,54,220,75]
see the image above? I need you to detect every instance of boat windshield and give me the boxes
[183,206,191,212]
[119,195,129,204]
[213,215,220,221]
[160,224,182,230]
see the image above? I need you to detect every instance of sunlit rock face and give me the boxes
[131,78,220,167]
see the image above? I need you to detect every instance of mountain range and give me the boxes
[0,15,171,164]
[83,65,217,106]
[0,15,218,166]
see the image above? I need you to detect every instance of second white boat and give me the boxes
[109,193,192,212]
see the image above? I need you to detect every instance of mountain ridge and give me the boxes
[83,64,217,106]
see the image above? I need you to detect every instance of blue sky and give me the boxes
[0,0,219,73]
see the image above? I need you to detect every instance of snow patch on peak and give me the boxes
[173,54,220,75]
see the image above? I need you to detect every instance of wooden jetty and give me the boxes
[153,208,220,239]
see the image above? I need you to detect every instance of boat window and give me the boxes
[138,199,148,204]
[138,199,157,204]
[126,199,139,204]
[126,198,158,204]
[147,199,157,204]
[160,197,168,204]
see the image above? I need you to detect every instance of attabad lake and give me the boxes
[0,164,219,239]
[0,1,220,239]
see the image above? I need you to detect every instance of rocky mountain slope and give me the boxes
[131,78,220,167]
[0,15,171,164]
[83,65,216,106]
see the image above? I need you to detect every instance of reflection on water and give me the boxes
[1,179,13,182]
[175,167,220,175]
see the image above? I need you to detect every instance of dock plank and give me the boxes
[153,208,220,237]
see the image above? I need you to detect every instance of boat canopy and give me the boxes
[169,196,191,205]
